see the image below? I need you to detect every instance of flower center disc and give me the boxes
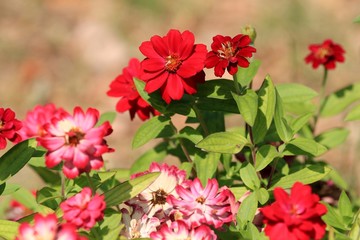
[66,128,85,146]
[165,55,182,72]
[151,189,167,205]
[218,42,236,60]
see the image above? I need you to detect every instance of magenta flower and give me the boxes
[260,182,327,240]
[150,220,217,240]
[139,29,207,103]
[60,187,106,230]
[37,106,114,179]
[0,107,22,149]
[15,213,86,240]
[167,178,235,228]
[19,103,67,139]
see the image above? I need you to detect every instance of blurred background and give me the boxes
[1,0,360,193]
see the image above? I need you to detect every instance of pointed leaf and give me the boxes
[235,59,261,87]
[196,132,250,154]
[274,90,293,142]
[255,145,280,171]
[132,115,171,149]
[194,152,220,186]
[96,111,117,127]
[289,113,313,134]
[315,128,349,149]
[345,104,360,121]
[0,220,20,240]
[256,75,276,129]
[338,191,353,220]
[283,137,327,157]
[0,138,37,184]
[276,83,318,103]
[176,126,203,144]
[238,192,258,224]
[103,172,160,207]
[231,89,258,126]
[133,78,167,113]
[240,162,260,190]
[196,79,235,100]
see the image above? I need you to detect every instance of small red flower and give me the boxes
[107,58,159,121]
[205,34,256,77]
[0,108,22,149]
[139,29,207,103]
[305,39,345,70]
[60,187,106,230]
[260,182,327,240]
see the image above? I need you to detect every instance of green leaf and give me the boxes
[0,138,37,184]
[229,187,249,201]
[0,220,20,240]
[28,165,61,185]
[338,191,353,220]
[345,104,360,121]
[95,209,122,240]
[240,162,260,190]
[235,59,261,87]
[176,126,203,144]
[238,192,258,225]
[196,98,239,113]
[133,78,167,113]
[323,203,348,230]
[276,83,318,103]
[130,142,168,174]
[321,83,360,117]
[231,89,258,126]
[274,89,293,143]
[315,128,349,149]
[196,131,250,154]
[132,115,171,149]
[196,79,235,100]
[180,162,193,179]
[255,145,280,171]
[283,101,316,115]
[289,113,313,134]
[0,183,20,196]
[255,188,269,205]
[194,152,220,186]
[349,209,360,239]
[354,15,360,23]
[36,187,61,204]
[103,172,160,207]
[12,187,39,211]
[256,75,276,129]
[269,164,331,190]
[96,111,116,127]
[283,137,327,157]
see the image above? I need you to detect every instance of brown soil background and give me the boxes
[1,0,360,196]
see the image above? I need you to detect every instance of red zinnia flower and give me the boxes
[305,39,345,70]
[205,34,256,77]
[0,108,22,149]
[60,187,106,230]
[107,58,159,121]
[139,29,207,103]
[260,182,327,240]
[37,107,114,179]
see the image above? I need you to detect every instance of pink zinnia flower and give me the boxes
[150,220,216,240]
[139,29,207,103]
[121,207,160,238]
[260,182,327,240]
[60,187,106,230]
[19,103,67,139]
[205,34,256,77]
[167,178,235,228]
[107,58,159,121]
[305,39,345,70]
[128,162,187,218]
[0,107,22,149]
[37,106,114,179]
[15,213,86,240]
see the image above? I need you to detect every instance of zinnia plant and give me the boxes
[1,25,360,240]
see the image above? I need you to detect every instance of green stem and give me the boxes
[266,158,279,189]
[86,172,96,195]
[60,172,65,199]
[313,67,328,134]
[192,105,209,136]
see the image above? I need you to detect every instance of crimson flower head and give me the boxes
[19,103,67,139]
[15,213,86,240]
[205,34,256,77]
[305,39,345,70]
[107,58,159,121]
[60,187,106,230]
[0,107,22,149]
[139,29,207,103]
[37,106,114,179]
[260,182,327,240]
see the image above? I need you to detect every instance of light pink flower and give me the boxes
[60,187,106,230]
[15,213,86,240]
[128,163,187,218]
[121,207,160,239]
[150,220,216,240]
[167,178,235,228]
[37,106,114,179]
[19,103,67,139]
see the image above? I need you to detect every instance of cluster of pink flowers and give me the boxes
[120,163,238,239]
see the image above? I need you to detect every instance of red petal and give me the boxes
[139,41,159,58]
[165,74,184,101]
[179,30,195,59]
[144,72,169,93]
[141,58,165,72]
[151,35,169,57]
[166,29,181,54]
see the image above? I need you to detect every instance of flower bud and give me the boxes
[241,25,257,44]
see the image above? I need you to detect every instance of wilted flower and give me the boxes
[260,182,327,240]
[139,29,207,103]
[305,39,345,70]
[107,58,159,121]
[60,187,106,230]
[37,106,114,179]
[0,107,22,149]
[205,34,256,77]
